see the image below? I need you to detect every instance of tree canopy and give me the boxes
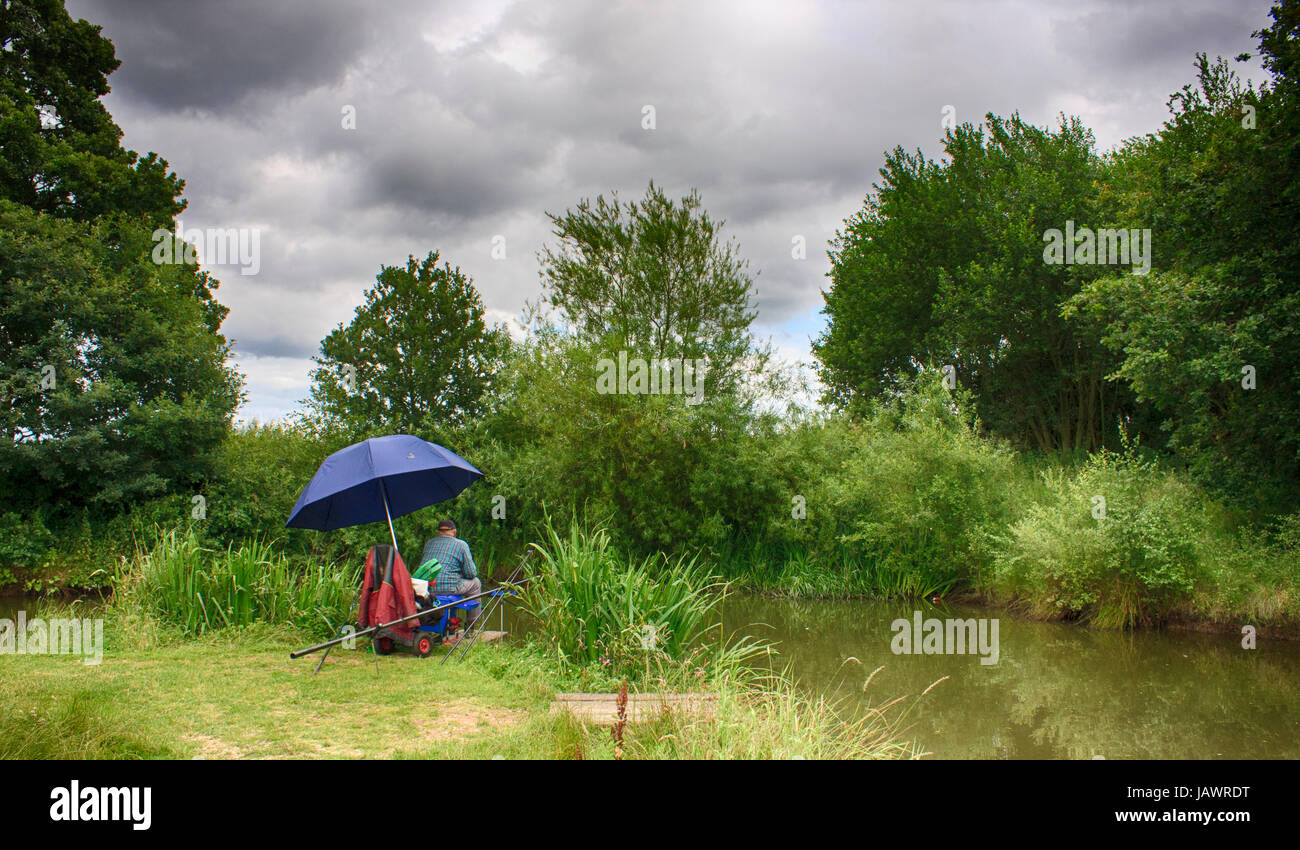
[815,114,1143,453]
[0,0,242,513]
[540,181,757,393]
[308,252,510,436]
[0,0,184,227]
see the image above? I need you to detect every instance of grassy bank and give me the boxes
[0,636,550,760]
[0,522,927,760]
[0,630,924,760]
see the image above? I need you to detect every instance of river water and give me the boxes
[717,596,1300,759]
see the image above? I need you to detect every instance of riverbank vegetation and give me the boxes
[0,516,929,759]
[108,531,357,646]
[1,522,928,761]
[4,0,1300,639]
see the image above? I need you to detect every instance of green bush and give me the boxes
[992,445,1206,627]
[479,333,802,558]
[22,497,195,594]
[0,510,53,586]
[521,519,723,678]
[784,372,1020,598]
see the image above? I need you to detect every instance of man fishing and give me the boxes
[418,519,481,636]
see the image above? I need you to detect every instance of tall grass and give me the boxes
[1188,516,1300,629]
[544,638,927,760]
[0,689,180,759]
[112,529,357,640]
[716,546,955,600]
[522,520,724,677]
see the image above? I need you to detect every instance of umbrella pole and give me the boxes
[380,479,400,559]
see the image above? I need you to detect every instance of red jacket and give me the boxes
[357,545,419,638]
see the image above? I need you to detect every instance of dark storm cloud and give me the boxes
[86,0,395,113]
[61,0,1281,421]
[1052,1,1271,73]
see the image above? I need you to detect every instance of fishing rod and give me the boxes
[443,551,532,665]
[289,581,528,659]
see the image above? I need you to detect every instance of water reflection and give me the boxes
[719,596,1300,760]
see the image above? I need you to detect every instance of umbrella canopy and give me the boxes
[285,434,483,534]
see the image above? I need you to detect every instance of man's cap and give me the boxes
[437,519,457,531]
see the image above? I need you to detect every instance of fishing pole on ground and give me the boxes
[289,582,521,659]
[443,551,532,665]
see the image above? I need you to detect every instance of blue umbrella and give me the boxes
[285,434,484,556]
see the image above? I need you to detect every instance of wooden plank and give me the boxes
[550,692,717,724]
[554,692,714,702]
[465,630,507,644]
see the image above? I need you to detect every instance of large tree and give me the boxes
[0,203,242,510]
[308,252,510,435]
[539,182,757,392]
[815,114,1143,453]
[1069,3,1300,512]
[0,0,184,227]
[0,1,241,513]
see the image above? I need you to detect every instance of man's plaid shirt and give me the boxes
[419,534,478,594]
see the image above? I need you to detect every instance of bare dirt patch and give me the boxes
[185,733,244,759]
[412,700,525,743]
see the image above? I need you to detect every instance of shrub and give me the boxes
[0,510,53,587]
[806,372,1020,598]
[992,445,1205,627]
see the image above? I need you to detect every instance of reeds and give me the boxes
[112,528,356,639]
[521,518,724,676]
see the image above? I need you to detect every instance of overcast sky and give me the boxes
[66,0,1275,422]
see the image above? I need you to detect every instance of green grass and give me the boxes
[0,628,924,760]
[0,640,542,759]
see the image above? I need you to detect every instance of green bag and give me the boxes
[412,557,442,582]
